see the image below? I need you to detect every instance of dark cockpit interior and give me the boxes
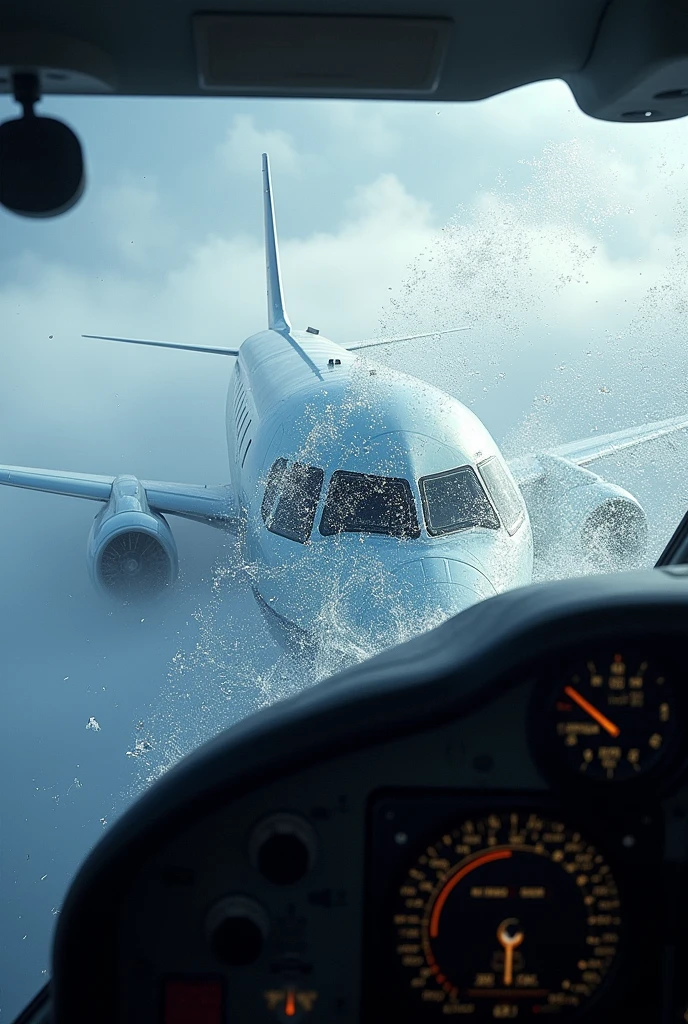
[6,1,688,1022]
[32,567,688,1024]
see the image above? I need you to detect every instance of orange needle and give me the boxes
[285,990,296,1017]
[497,918,524,986]
[564,685,620,738]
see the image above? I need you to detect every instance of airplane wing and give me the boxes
[0,465,236,526]
[345,326,470,352]
[508,412,688,487]
[546,412,688,467]
[82,335,239,356]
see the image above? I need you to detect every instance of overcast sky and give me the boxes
[2,81,688,1016]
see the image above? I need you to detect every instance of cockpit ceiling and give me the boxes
[2,0,688,123]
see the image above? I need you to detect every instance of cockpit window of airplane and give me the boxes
[420,466,500,535]
[320,471,420,539]
[4,80,688,1018]
[478,457,526,536]
[263,461,324,543]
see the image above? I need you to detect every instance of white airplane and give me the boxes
[1,153,687,654]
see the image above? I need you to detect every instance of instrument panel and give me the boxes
[361,638,687,1023]
[47,569,688,1024]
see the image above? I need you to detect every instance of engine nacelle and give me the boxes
[523,455,648,572]
[87,475,178,598]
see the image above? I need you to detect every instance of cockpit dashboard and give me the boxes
[33,566,688,1024]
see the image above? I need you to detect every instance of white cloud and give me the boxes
[4,110,688,463]
[321,102,403,157]
[375,137,688,342]
[282,173,436,339]
[440,80,584,145]
[100,178,178,267]
[0,171,437,409]
[219,114,299,174]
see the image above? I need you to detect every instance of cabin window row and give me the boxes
[261,457,525,544]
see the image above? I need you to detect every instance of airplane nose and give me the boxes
[323,557,497,661]
[393,557,498,616]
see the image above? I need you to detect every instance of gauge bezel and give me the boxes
[363,789,664,1024]
[527,635,688,795]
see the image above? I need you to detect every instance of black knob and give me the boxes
[249,813,317,885]
[206,896,268,966]
[258,832,309,885]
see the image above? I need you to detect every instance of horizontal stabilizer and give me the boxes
[0,464,236,527]
[83,335,239,357]
[346,326,470,352]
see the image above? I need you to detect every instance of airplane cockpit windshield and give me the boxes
[478,457,527,535]
[4,78,688,1021]
[419,466,500,535]
[320,471,420,539]
[263,461,324,543]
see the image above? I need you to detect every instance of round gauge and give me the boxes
[393,813,620,1018]
[544,650,676,782]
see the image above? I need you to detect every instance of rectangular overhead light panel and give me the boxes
[194,14,451,96]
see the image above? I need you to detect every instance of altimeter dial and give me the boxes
[545,650,676,782]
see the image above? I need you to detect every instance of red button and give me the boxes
[163,979,223,1024]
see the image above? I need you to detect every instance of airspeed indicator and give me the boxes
[392,813,621,1018]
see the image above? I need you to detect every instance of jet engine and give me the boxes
[87,475,178,597]
[524,455,648,572]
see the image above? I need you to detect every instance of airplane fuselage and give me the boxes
[226,329,534,652]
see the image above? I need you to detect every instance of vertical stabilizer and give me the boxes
[262,153,291,333]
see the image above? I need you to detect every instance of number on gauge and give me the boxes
[547,652,675,781]
[393,813,620,1018]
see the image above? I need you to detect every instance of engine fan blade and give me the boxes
[99,531,171,596]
